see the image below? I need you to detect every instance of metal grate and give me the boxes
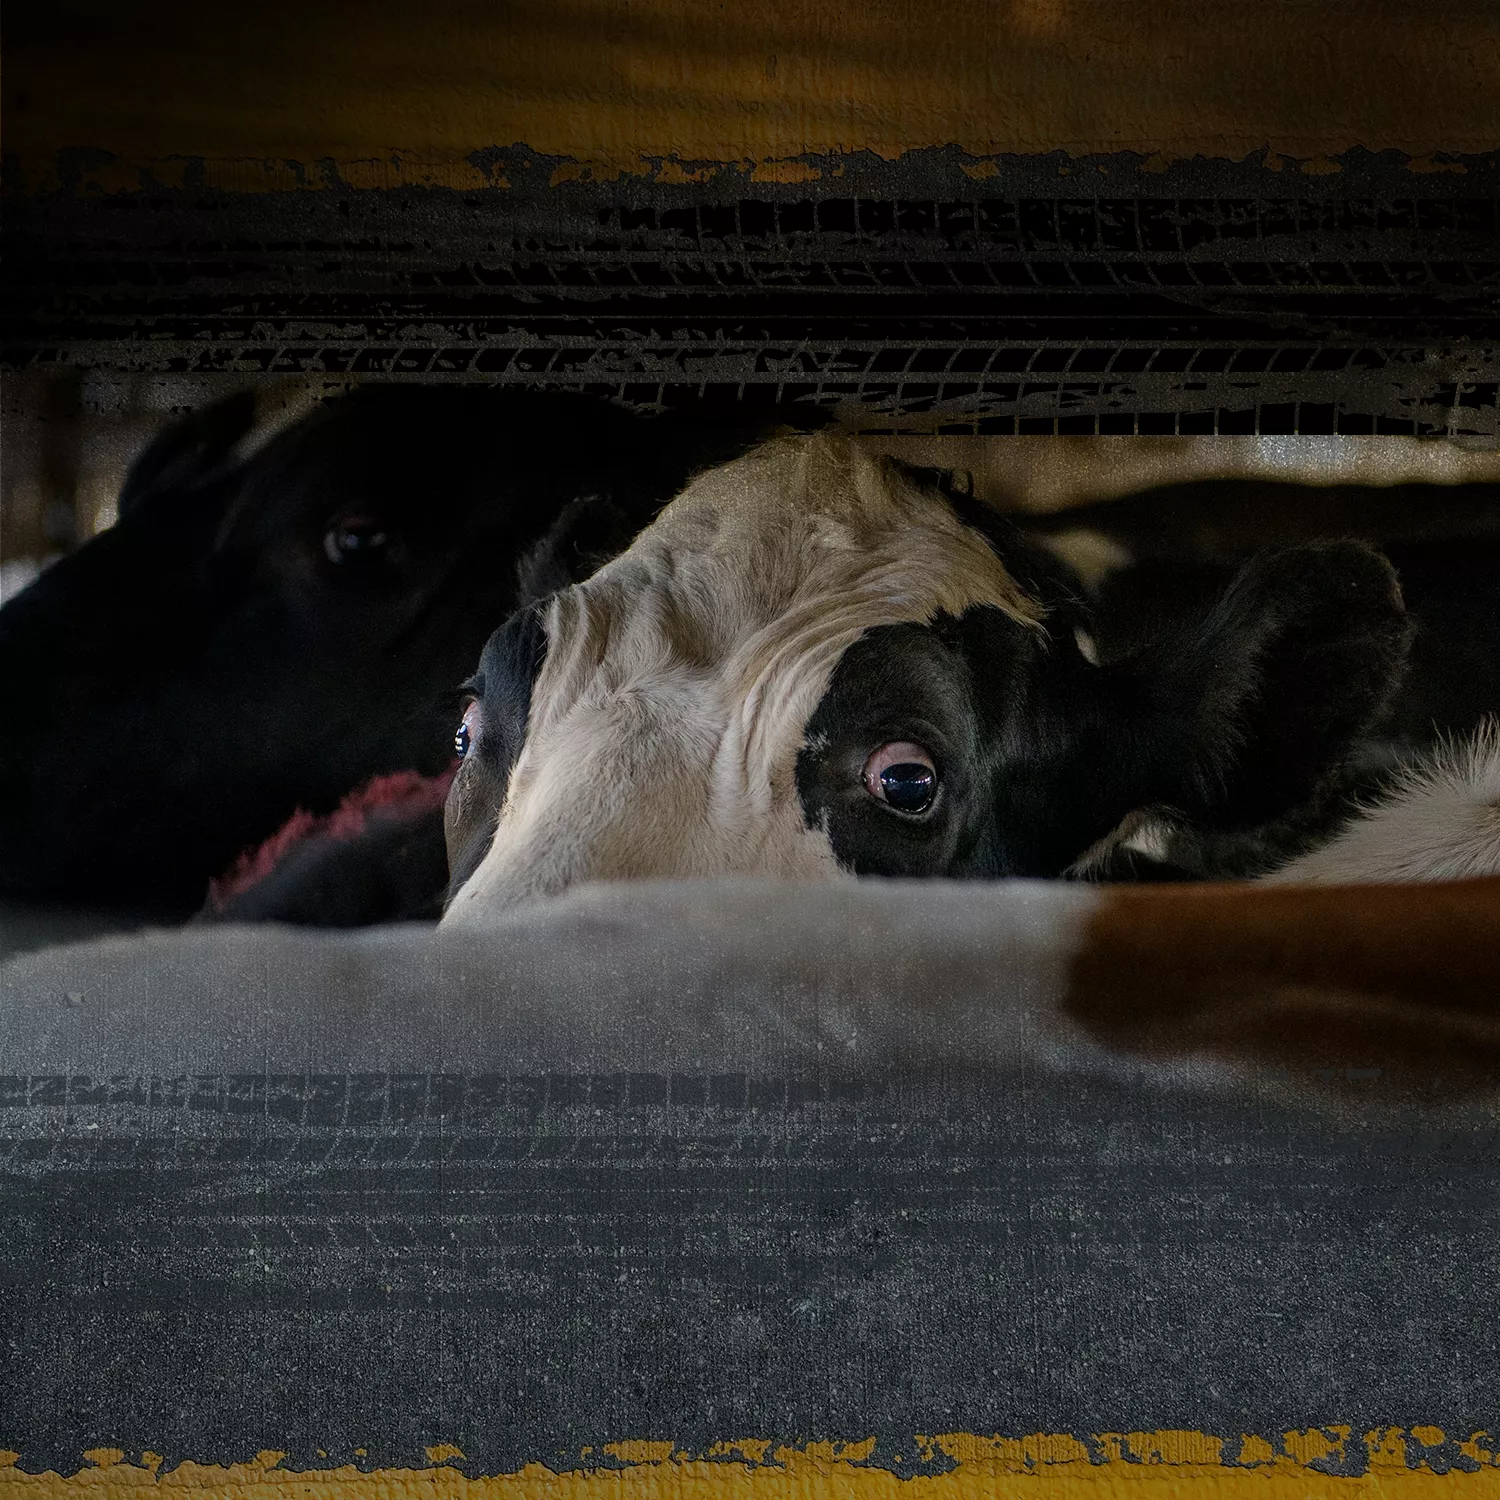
[5,185,1497,433]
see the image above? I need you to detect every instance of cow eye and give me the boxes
[324,514,391,565]
[862,741,939,815]
[454,699,482,760]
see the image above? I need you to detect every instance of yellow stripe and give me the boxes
[3,1432,1496,1498]
[5,0,1497,192]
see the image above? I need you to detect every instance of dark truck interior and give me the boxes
[3,3,1498,1486]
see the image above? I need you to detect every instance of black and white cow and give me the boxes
[441,432,1497,924]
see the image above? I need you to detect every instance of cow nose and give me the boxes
[443,829,619,924]
[443,749,724,922]
[442,865,564,924]
[443,810,682,923]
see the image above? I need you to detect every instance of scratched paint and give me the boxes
[2,1431,1498,1497]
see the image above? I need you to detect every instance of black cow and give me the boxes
[0,385,792,921]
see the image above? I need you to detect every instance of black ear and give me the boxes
[1093,540,1413,875]
[513,491,648,605]
[117,390,257,518]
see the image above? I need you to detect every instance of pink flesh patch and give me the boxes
[207,765,457,911]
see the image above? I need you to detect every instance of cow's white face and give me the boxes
[442,435,1043,922]
[442,433,1414,923]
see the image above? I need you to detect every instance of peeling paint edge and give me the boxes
[3,143,1497,198]
[3,1428,1498,1488]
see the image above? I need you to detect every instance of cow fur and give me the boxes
[442,431,1462,926]
[444,433,1044,915]
[1259,720,1500,885]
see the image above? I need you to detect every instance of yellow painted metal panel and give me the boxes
[4,1432,1498,1498]
[4,0,1498,190]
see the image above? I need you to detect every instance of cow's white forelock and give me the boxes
[442,433,1041,922]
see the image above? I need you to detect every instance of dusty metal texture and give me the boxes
[2,883,1497,1472]
[4,1064,1498,1471]
[4,148,1497,434]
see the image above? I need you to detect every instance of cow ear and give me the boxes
[1104,541,1413,848]
[117,390,257,519]
[513,491,645,605]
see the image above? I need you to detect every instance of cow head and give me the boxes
[442,433,1412,921]
[0,386,780,916]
